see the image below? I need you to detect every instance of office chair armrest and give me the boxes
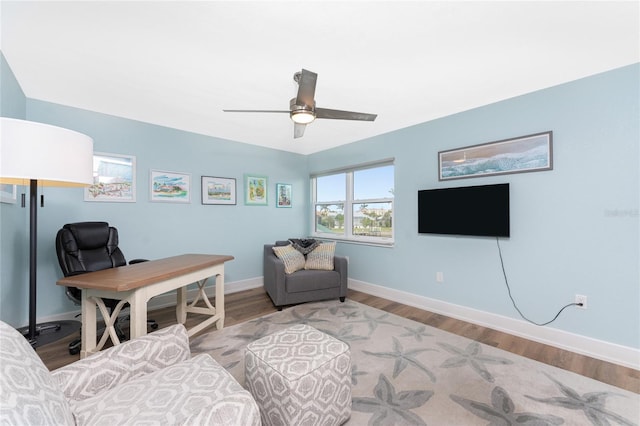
[51,324,190,402]
[129,258,148,264]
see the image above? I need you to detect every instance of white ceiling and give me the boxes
[1,1,638,155]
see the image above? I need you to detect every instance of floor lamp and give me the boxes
[0,117,93,347]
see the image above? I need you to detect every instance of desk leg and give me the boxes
[184,272,225,337]
[176,286,187,325]
[80,290,97,359]
[215,272,225,329]
[128,291,148,339]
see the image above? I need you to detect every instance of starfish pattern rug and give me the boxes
[190,300,639,425]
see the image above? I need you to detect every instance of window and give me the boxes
[311,160,394,245]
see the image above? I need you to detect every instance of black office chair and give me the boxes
[55,221,157,355]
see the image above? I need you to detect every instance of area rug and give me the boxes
[190,300,639,425]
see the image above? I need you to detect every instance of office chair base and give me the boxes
[69,339,81,355]
[18,320,81,349]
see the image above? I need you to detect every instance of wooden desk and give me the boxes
[57,253,234,358]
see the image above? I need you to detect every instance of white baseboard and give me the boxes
[348,278,640,371]
[38,276,639,370]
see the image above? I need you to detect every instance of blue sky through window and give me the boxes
[316,165,394,202]
[355,165,394,200]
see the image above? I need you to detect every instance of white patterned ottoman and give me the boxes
[245,324,352,426]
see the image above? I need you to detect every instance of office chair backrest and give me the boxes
[56,222,127,277]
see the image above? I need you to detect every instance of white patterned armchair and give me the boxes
[0,321,260,425]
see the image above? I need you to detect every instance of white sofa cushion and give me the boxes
[70,353,261,426]
[51,324,191,402]
[0,321,75,425]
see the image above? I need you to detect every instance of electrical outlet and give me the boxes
[436,272,444,283]
[575,294,587,309]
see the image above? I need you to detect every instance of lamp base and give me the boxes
[18,320,81,348]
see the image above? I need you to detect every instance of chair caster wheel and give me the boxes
[69,340,81,355]
[150,323,159,330]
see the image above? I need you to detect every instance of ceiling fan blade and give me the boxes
[223,109,290,113]
[294,123,306,138]
[295,69,317,107]
[315,107,377,121]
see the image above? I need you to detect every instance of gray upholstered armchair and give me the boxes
[0,321,260,425]
[264,240,348,310]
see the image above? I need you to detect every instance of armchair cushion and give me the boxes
[304,241,336,270]
[272,244,306,274]
[286,269,341,293]
[0,321,74,426]
[69,354,260,426]
[1,321,260,426]
[51,324,190,402]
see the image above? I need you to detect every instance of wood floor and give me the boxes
[36,287,639,394]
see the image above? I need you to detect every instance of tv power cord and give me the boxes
[496,237,583,326]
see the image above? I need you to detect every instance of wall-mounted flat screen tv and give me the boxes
[418,183,510,237]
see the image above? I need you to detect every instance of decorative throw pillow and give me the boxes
[272,244,306,274]
[305,241,336,270]
[289,238,320,255]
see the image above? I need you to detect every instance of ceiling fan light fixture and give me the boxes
[224,70,376,138]
[290,109,316,124]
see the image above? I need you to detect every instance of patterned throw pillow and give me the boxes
[272,244,306,274]
[305,241,336,270]
[288,238,320,255]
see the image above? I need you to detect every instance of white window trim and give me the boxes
[311,159,394,246]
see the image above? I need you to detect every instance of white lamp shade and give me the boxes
[0,117,94,187]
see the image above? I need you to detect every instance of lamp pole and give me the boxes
[26,179,38,344]
[1,117,93,347]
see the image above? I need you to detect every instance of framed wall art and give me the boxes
[244,174,268,206]
[201,176,236,205]
[0,184,17,204]
[438,131,553,181]
[276,183,292,208]
[84,152,136,202]
[150,170,191,203]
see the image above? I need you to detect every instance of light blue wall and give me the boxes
[1,53,29,325]
[1,53,25,118]
[309,64,640,349]
[1,56,638,350]
[1,95,309,326]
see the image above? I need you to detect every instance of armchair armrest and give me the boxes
[334,255,348,296]
[263,244,287,306]
[51,324,190,402]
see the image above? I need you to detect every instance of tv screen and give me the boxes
[418,183,510,237]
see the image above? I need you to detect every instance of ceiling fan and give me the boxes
[223,69,377,138]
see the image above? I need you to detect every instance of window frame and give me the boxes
[311,159,394,246]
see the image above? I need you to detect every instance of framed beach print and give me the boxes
[84,152,136,202]
[438,131,553,181]
[244,174,268,206]
[201,176,236,205]
[0,184,17,204]
[276,183,292,208]
[150,170,191,203]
